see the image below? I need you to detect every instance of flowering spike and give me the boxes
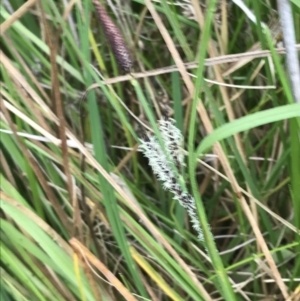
[93,0,132,73]
[139,118,204,241]
[158,117,184,169]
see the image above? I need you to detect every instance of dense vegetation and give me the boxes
[1,0,300,300]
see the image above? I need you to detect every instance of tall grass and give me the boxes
[1,0,300,300]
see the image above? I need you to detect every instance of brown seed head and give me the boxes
[93,0,132,73]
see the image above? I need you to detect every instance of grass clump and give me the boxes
[1,1,300,300]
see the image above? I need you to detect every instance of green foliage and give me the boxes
[1,0,300,300]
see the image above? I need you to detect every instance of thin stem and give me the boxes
[277,0,300,103]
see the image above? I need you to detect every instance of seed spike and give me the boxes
[92,0,133,73]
